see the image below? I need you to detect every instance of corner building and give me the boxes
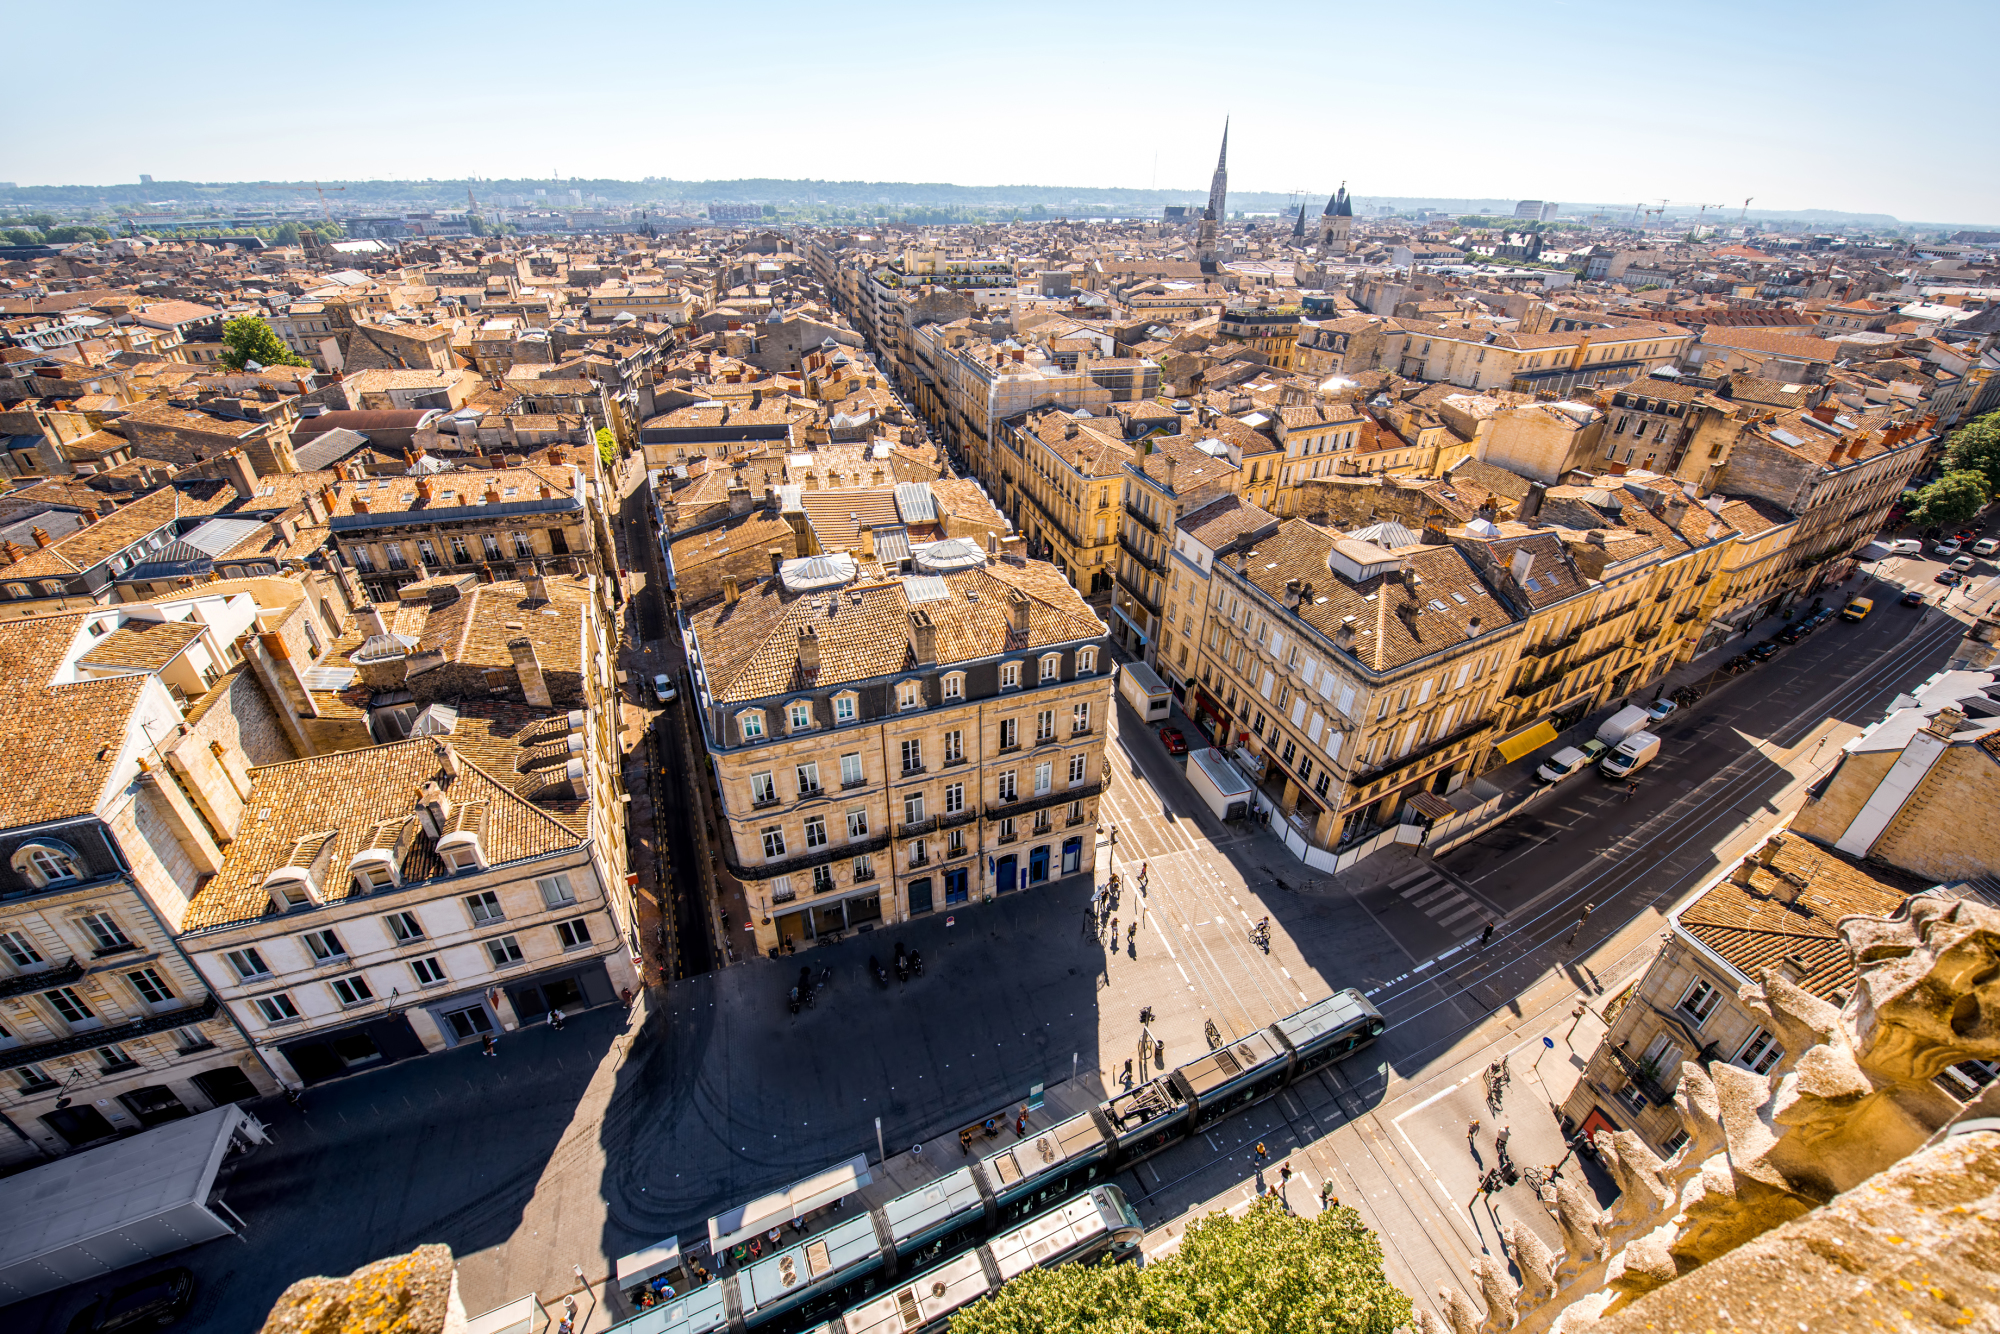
[687,543,1112,956]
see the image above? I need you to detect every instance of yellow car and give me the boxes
[1840,597,1873,621]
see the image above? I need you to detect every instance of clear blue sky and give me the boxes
[14,0,1995,224]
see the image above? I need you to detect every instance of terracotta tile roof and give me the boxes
[1177,494,1279,549]
[693,561,1105,705]
[1677,837,1930,1001]
[0,487,183,580]
[1134,433,1241,495]
[182,738,585,931]
[78,619,205,671]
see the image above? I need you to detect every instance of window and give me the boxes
[943,673,963,700]
[97,1044,137,1071]
[1678,979,1720,1024]
[840,753,865,787]
[1034,762,1052,795]
[253,994,300,1025]
[483,534,503,561]
[998,771,1017,800]
[1735,1028,1785,1075]
[999,718,1018,749]
[1077,648,1096,673]
[536,874,576,909]
[1037,709,1055,742]
[1072,702,1091,734]
[739,711,765,740]
[804,816,828,848]
[225,948,270,981]
[762,827,787,859]
[846,809,869,840]
[751,771,777,804]
[1,931,44,969]
[302,929,345,963]
[486,935,524,968]
[127,967,173,1005]
[1069,754,1087,784]
[451,537,471,564]
[17,842,83,886]
[943,730,963,763]
[45,986,94,1024]
[903,794,926,825]
[834,694,857,723]
[944,783,965,814]
[852,854,875,881]
[385,911,424,944]
[417,540,438,566]
[513,533,534,559]
[80,912,130,952]
[796,762,822,797]
[331,975,374,1006]
[555,918,592,950]
[1040,655,1059,682]
[812,865,835,894]
[898,680,923,711]
[411,957,447,987]
[173,1025,212,1053]
[789,701,813,730]
[466,891,505,925]
[901,739,922,773]
[1001,662,1020,689]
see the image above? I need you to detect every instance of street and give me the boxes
[3,541,1983,1333]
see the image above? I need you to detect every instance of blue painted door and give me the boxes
[996,855,1017,894]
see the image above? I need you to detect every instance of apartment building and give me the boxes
[686,544,1111,957]
[996,408,1132,596]
[1392,322,1695,396]
[1216,300,1302,371]
[1560,831,1926,1161]
[1157,494,1280,693]
[1110,434,1243,666]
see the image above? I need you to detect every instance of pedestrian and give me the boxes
[481,1033,497,1057]
[1016,1103,1029,1135]
[1140,861,1149,884]
[1480,921,1495,948]
[1280,1161,1293,1186]
[1255,1141,1268,1163]
[549,1006,566,1031]
[1496,1125,1511,1157]
[1320,1181,1337,1210]
[1126,922,1137,946]
[1466,1117,1480,1149]
[1109,916,1118,942]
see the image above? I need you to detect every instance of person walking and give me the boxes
[1480,920,1496,948]
[1254,1141,1268,1164]
[481,1033,497,1057]
[1466,1117,1481,1151]
[1109,916,1118,943]
[549,1006,566,1031]
[1126,922,1137,950]
[1279,1161,1293,1188]
[1320,1181,1338,1211]
[1495,1125,1511,1159]
[1565,903,1595,947]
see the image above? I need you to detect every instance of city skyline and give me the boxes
[11,0,1997,224]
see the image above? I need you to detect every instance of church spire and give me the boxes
[1204,118,1229,222]
[1292,202,1307,239]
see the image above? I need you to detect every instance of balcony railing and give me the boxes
[1119,534,1166,576]
[899,816,938,838]
[1125,506,1160,535]
[0,957,80,1001]
[1607,1041,1677,1108]
[725,832,892,883]
[0,994,220,1074]
[1352,722,1495,787]
[1521,629,1582,660]
[940,808,979,831]
[985,781,1102,821]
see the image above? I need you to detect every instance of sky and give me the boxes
[12,0,1997,224]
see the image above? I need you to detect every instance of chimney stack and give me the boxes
[1005,587,1031,639]
[416,476,434,502]
[1000,534,1025,564]
[508,635,553,708]
[722,573,741,605]
[30,526,51,548]
[798,624,820,678]
[1163,454,1178,492]
[223,449,259,499]
[908,609,937,665]
[1335,622,1356,651]
[359,604,389,637]
[523,566,549,604]
[768,547,785,576]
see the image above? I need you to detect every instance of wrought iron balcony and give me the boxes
[0,957,80,1000]
[0,994,220,1074]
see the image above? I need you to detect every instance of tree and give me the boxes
[220,316,308,372]
[951,1197,1412,1334]
[274,223,301,247]
[1942,410,2000,494]
[595,426,617,470]
[1904,470,1991,529]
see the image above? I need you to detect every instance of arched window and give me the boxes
[12,841,82,887]
[4,584,28,599]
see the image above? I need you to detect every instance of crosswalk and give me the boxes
[1389,867,1490,935]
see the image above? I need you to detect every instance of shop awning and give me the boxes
[616,1237,683,1287]
[1405,792,1456,821]
[1495,720,1559,764]
[707,1154,872,1252]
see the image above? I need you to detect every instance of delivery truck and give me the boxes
[1596,705,1651,747]
[1600,730,1661,779]
[1187,747,1255,821]
[1116,660,1171,724]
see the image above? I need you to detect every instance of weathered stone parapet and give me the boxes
[257,1242,464,1334]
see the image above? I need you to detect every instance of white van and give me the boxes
[1601,731,1661,779]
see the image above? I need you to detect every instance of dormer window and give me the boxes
[263,868,319,913]
[1077,648,1097,674]
[739,710,766,740]
[898,681,924,711]
[13,841,83,888]
[349,849,400,894]
[437,832,487,874]
[788,701,814,731]
[942,672,964,700]
[1001,662,1020,690]
[1039,654,1060,683]
[834,693,858,723]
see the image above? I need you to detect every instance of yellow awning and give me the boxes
[1495,720,1559,764]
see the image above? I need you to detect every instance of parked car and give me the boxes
[1748,640,1783,661]
[1646,698,1678,722]
[1840,597,1873,621]
[651,673,679,704]
[1157,725,1189,757]
[1885,538,1923,555]
[1935,540,1962,558]
[1579,738,1610,766]
[1901,588,1927,606]
[1953,529,1979,543]
[1936,570,1963,586]
[1721,653,1755,673]
[1952,555,1977,573]
[1974,538,1999,557]
[66,1268,196,1333]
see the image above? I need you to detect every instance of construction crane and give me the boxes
[1739,196,1755,222]
[256,181,345,222]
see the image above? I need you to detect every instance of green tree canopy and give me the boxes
[1905,470,1991,529]
[1942,410,2000,494]
[951,1198,1412,1334]
[596,426,618,470]
[220,316,308,372]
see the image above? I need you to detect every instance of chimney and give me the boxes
[1757,835,1785,867]
[722,574,741,605]
[352,495,371,515]
[798,624,820,678]
[508,635,553,708]
[485,485,501,505]
[768,547,785,575]
[223,449,259,499]
[1163,454,1178,492]
[1000,534,1026,564]
[539,482,553,500]
[416,476,434,502]
[986,531,999,554]
[31,526,51,548]
[523,566,549,604]
[1005,587,1031,639]
[0,540,21,565]
[359,604,389,637]
[908,609,937,665]
[728,485,752,515]
[1335,622,1356,651]
[1519,481,1546,523]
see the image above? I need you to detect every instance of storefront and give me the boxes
[504,957,616,1023]
[279,1013,428,1085]
[422,987,512,1047]
[772,887,884,948]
